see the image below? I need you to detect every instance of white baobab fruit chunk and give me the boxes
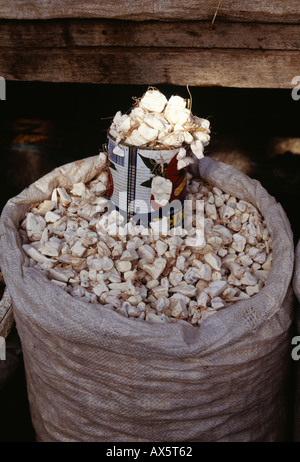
[155,240,168,256]
[51,280,67,289]
[164,96,190,125]
[218,248,228,258]
[239,255,253,267]
[143,257,167,280]
[111,241,124,257]
[204,252,221,271]
[22,244,55,265]
[231,234,247,253]
[37,200,56,215]
[113,110,122,124]
[245,284,260,296]
[237,201,247,212]
[149,216,169,235]
[212,225,233,245]
[177,157,194,170]
[41,241,61,257]
[125,129,147,146]
[70,182,86,197]
[116,114,131,132]
[240,272,258,286]
[51,188,58,206]
[205,203,218,220]
[219,205,235,220]
[115,260,132,273]
[66,220,78,232]
[102,256,114,272]
[120,249,138,261]
[93,280,109,297]
[49,268,74,283]
[146,312,170,324]
[126,236,144,251]
[130,107,145,121]
[143,114,166,131]
[146,279,159,289]
[227,262,245,279]
[128,295,143,306]
[183,131,194,144]
[160,132,182,147]
[57,188,72,206]
[184,267,201,284]
[151,176,172,207]
[81,231,98,247]
[194,131,210,145]
[205,280,227,298]
[152,284,168,299]
[41,228,49,243]
[156,297,170,312]
[109,127,119,139]
[198,263,212,282]
[26,213,46,240]
[123,270,138,281]
[262,253,272,271]
[173,131,185,144]
[193,116,210,132]
[197,292,210,307]
[85,292,97,303]
[210,297,225,310]
[177,147,186,160]
[170,284,197,298]
[171,299,188,318]
[168,269,183,287]
[139,89,168,113]
[98,151,107,165]
[138,244,156,263]
[70,240,86,258]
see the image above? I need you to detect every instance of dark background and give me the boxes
[0,81,299,442]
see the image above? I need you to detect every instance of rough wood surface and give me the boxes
[0,47,297,88]
[0,288,14,339]
[0,0,299,23]
[0,19,299,51]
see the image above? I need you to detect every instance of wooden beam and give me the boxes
[0,47,297,88]
[0,0,299,24]
[0,19,299,51]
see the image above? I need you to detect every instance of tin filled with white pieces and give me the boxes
[107,135,187,227]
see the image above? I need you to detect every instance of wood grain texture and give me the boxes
[0,19,299,51]
[0,47,297,88]
[0,0,299,23]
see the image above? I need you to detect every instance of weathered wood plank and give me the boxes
[0,47,298,88]
[0,19,299,51]
[0,0,299,23]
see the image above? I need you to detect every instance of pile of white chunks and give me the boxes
[20,157,273,327]
[109,88,210,170]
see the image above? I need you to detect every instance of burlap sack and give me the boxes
[0,286,14,340]
[0,281,20,397]
[293,241,300,441]
[0,155,294,442]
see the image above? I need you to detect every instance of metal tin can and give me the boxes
[106,134,187,227]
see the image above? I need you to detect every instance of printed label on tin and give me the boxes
[107,135,186,226]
